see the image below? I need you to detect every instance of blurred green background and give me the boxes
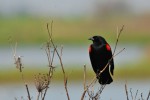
[0,0,150,84]
[1,1,150,99]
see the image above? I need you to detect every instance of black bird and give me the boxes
[89,36,114,85]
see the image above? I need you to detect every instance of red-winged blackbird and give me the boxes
[89,36,114,85]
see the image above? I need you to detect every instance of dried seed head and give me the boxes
[15,56,23,72]
[34,73,49,93]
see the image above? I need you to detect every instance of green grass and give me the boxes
[115,58,150,80]
[0,16,150,84]
[0,16,150,46]
[0,67,94,84]
[0,57,150,84]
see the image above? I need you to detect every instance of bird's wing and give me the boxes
[105,44,114,75]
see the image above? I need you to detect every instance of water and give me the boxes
[0,44,148,99]
[1,81,150,100]
[0,45,144,68]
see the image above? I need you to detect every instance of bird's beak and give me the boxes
[88,37,94,41]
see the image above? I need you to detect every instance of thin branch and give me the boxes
[93,85,106,99]
[81,64,87,100]
[114,48,125,57]
[141,93,144,100]
[83,64,86,90]
[42,44,55,100]
[125,83,129,100]
[130,88,133,100]
[134,90,138,100]
[100,25,124,75]
[86,85,105,100]
[25,83,31,100]
[146,90,150,100]
[47,21,53,39]
[10,41,23,72]
[10,39,31,100]
[37,92,40,100]
[42,22,59,99]
[46,22,70,100]
[8,36,17,63]
[45,42,52,67]
[113,25,124,55]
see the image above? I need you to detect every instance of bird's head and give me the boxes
[89,36,107,45]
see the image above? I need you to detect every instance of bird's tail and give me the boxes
[98,72,113,85]
[98,77,113,85]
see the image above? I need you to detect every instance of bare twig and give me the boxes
[10,41,23,72]
[113,25,124,55]
[125,83,129,100]
[141,93,144,100]
[37,92,40,100]
[42,43,55,100]
[146,90,150,100]
[83,64,86,90]
[93,85,106,99]
[125,84,150,100]
[81,74,96,100]
[46,22,70,100]
[86,85,105,100]
[10,40,31,100]
[134,90,138,100]
[130,88,133,100]
[100,25,124,75]
[81,64,87,100]
[114,48,125,57]
[47,21,53,39]
[25,83,31,100]
[41,21,58,100]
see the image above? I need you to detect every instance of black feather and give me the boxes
[89,36,114,85]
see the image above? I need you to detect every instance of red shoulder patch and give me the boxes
[89,45,92,53]
[106,44,111,51]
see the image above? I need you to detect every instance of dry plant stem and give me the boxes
[146,91,150,100]
[10,41,31,100]
[81,89,87,100]
[89,85,106,100]
[11,42,22,72]
[125,84,129,100]
[134,90,138,100]
[100,25,124,76]
[81,65,87,100]
[83,65,86,90]
[95,85,106,98]
[47,22,70,100]
[113,25,124,55]
[19,64,31,100]
[42,22,56,100]
[141,93,144,100]
[25,84,31,100]
[45,42,52,67]
[45,42,56,76]
[52,33,70,100]
[21,72,31,100]
[42,46,55,100]
[98,25,124,81]
[41,85,48,98]
[130,88,133,100]
[37,92,40,100]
